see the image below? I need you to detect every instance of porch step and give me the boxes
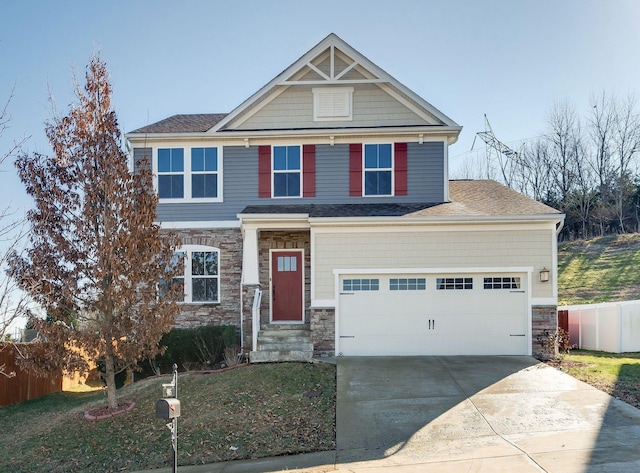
[251,324,313,363]
[250,350,313,363]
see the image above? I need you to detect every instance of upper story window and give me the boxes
[313,87,353,121]
[364,144,393,196]
[191,147,219,198]
[273,145,301,198]
[156,147,222,202]
[350,143,407,197]
[158,148,184,199]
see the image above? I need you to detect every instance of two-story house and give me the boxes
[126,34,564,362]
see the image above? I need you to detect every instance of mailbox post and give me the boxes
[156,363,179,473]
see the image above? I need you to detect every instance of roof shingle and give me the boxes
[129,114,228,134]
[239,180,562,219]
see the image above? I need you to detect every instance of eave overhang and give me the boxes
[126,125,462,146]
[237,212,564,228]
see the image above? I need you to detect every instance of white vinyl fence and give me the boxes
[560,300,640,353]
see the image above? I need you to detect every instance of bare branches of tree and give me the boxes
[7,56,182,408]
[460,92,640,240]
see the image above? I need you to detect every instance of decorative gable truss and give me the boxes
[211,34,461,136]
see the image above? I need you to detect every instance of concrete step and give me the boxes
[250,350,314,363]
[260,323,310,331]
[258,332,311,342]
[257,341,314,352]
[252,323,313,363]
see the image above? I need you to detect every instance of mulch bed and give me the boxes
[84,401,136,422]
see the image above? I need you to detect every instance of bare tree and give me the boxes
[612,94,640,232]
[7,56,182,408]
[0,87,31,378]
[519,139,554,203]
[547,100,581,206]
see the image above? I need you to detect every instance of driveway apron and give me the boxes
[336,356,640,472]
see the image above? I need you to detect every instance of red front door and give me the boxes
[271,250,303,322]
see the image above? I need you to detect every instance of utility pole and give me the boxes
[473,114,524,186]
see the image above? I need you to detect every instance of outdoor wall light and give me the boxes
[539,267,550,282]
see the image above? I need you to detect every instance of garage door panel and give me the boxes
[338,273,528,356]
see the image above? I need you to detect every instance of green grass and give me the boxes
[551,350,640,408]
[558,233,640,305]
[0,362,336,473]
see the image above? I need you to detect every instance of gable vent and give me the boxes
[313,87,353,121]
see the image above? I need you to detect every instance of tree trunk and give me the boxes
[104,353,118,409]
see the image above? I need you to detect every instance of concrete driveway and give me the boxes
[137,356,640,473]
[334,356,640,472]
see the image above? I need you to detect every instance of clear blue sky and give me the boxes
[2,0,640,212]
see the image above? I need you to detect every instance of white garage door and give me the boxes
[337,273,528,356]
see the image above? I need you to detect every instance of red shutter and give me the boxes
[394,142,408,196]
[303,144,316,197]
[258,145,271,198]
[349,143,362,196]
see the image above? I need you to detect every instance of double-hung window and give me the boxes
[190,250,219,302]
[166,246,220,303]
[156,147,222,202]
[158,148,184,199]
[191,147,218,198]
[273,145,301,197]
[364,144,393,196]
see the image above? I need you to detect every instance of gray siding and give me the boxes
[153,142,445,222]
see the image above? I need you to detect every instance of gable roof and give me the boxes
[212,33,460,133]
[239,180,562,220]
[130,114,227,134]
[127,34,461,139]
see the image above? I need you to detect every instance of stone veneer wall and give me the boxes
[257,231,311,325]
[171,229,243,341]
[532,305,558,359]
[310,308,335,357]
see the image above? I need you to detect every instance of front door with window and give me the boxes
[271,250,304,322]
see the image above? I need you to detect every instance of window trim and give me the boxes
[272,144,303,199]
[154,146,223,203]
[176,245,221,304]
[362,143,394,197]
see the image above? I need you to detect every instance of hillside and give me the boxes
[558,233,640,306]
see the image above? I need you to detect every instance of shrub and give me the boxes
[537,327,573,360]
[145,325,237,375]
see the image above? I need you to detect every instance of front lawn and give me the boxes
[0,362,336,473]
[548,350,640,408]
